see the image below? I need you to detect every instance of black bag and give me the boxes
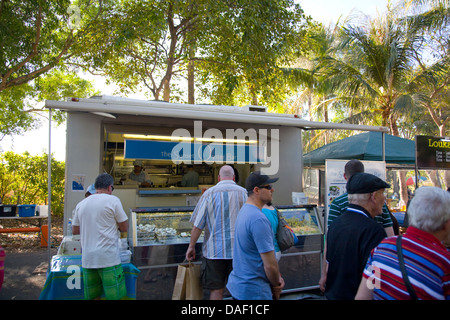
[276,210,295,252]
[396,236,418,300]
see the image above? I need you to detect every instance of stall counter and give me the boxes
[39,255,140,300]
[131,204,323,299]
[113,186,202,213]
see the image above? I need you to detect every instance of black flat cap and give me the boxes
[346,172,390,194]
[245,171,279,192]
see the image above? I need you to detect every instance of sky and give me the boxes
[299,0,395,25]
[1,0,398,162]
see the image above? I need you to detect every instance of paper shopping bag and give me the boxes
[172,263,188,300]
[185,262,203,300]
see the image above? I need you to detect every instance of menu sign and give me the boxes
[416,135,450,169]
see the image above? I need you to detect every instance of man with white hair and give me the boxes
[325,172,390,300]
[356,186,450,300]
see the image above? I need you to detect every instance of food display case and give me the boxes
[131,206,198,247]
[130,204,323,300]
[275,204,324,293]
[130,206,203,300]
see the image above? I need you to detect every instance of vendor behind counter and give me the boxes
[122,160,152,187]
[180,165,199,187]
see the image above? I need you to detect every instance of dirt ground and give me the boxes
[0,216,63,300]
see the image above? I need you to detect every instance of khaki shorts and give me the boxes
[83,264,126,300]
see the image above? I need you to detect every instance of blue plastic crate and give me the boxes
[18,205,36,217]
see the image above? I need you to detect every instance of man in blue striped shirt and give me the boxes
[186,165,248,300]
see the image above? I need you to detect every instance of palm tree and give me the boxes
[281,22,347,151]
[401,0,450,187]
[400,0,450,137]
[319,9,416,135]
[318,2,450,195]
[314,8,422,206]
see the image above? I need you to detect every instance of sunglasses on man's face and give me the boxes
[258,185,272,190]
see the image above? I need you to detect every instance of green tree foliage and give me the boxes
[294,1,450,142]
[0,83,37,139]
[0,0,104,92]
[0,69,99,140]
[0,151,65,217]
[73,0,311,108]
[194,0,311,109]
[0,0,102,138]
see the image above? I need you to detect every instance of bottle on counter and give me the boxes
[67,219,73,236]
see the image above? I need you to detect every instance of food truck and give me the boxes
[45,95,388,299]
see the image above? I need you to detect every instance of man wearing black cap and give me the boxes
[226,171,285,300]
[324,172,389,300]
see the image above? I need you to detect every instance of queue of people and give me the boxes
[187,162,450,300]
[186,166,284,300]
[355,186,450,300]
[72,162,449,301]
[321,160,450,300]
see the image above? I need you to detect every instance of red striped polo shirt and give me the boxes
[362,226,450,300]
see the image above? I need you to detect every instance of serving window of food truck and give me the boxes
[45,96,388,299]
[101,120,262,213]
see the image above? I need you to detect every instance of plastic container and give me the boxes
[18,205,37,217]
[120,250,132,264]
[292,192,308,205]
[40,225,48,247]
[0,205,17,217]
[36,205,48,217]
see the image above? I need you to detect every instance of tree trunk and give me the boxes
[445,170,450,190]
[397,171,408,209]
[188,45,195,104]
[426,170,442,188]
[389,114,409,208]
[163,79,170,102]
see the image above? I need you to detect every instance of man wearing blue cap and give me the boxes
[325,172,389,300]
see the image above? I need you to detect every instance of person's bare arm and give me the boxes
[384,226,394,237]
[72,225,80,235]
[118,220,128,233]
[261,251,284,299]
[355,276,374,300]
[186,227,202,261]
[319,242,328,292]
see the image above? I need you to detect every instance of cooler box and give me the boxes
[0,205,17,217]
[18,205,36,217]
[57,235,82,255]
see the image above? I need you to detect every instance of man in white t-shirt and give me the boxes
[72,173,129,300]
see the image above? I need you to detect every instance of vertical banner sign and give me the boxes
[416,135,450,170]
[325,160,386,229]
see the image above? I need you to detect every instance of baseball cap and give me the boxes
[245,171,279,192]
[346,172,390,194]
[86,184,96,194]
